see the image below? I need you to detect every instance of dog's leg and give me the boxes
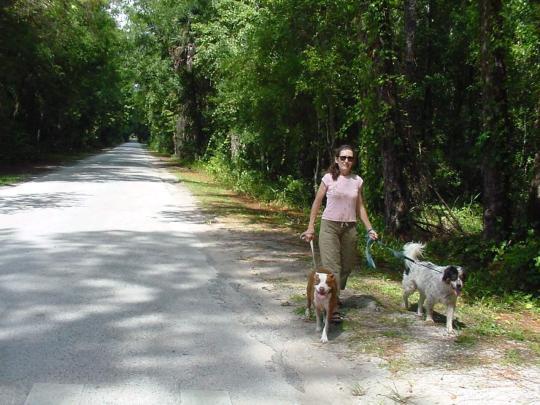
[305,293,312,320]
[417,292,425,318]
[403,286,414,309]
[402,279,416,309]
[320,308,330,343]
[425,298,435,323]
[306,276,313,320]
[315,308,322,332]
[402,291,409,309]
[446,303,455,333]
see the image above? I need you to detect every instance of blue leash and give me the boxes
[365,235,442,273]
[365,236,414,269]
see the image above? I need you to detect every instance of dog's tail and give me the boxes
[403,242,425,273]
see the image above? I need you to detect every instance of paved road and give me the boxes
[0,143,305,404]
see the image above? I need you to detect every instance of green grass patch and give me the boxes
[288,294,305,304]
[172,166,306,231]
[529,341,540,358]
[454,332,478,348]
[294,306,307,317]
[347,273,403,309]
[381,330,404,338]
[0,174,27,186]
[502,348,525,365]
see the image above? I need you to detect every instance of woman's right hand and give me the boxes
[300,230,315,242]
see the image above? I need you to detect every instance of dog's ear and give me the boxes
[442,266,459,283]
[326,273,335,290]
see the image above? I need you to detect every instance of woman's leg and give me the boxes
[340,224,358,290]
[319,219,342,297]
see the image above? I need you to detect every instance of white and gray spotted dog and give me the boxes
[402,243,466,333]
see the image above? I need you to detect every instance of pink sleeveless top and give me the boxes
[321,173,363,222]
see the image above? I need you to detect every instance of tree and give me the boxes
[370,0,412,237]
[0,0,129,163]
[479,0,513,240]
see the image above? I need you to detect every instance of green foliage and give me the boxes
[487,234,540,294]
[427,230,540,300]
[203,150,311,209]
[414,200,484,235]
[118,0,538,237]
[0,0,130,162]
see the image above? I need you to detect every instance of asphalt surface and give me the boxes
[0,143,310,404]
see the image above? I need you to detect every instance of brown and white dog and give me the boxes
[305,268,338,343]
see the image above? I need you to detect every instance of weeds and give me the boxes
[380,382,415,404]
[350,383,366,397]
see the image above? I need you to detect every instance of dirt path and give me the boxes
[188,187,540,404]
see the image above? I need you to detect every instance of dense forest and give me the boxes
[1,0,539,295]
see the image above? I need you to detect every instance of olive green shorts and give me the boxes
[319,219,359,295]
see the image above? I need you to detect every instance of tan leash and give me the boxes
[309,240,318,270]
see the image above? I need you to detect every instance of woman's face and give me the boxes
[335,148,354,175]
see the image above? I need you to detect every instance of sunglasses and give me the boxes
[338,156,354,162]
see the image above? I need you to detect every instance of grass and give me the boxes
[382,385,415,404]
[167,162,306,232]
[350,383,366,397]
[347,263,540,340]
[454,332,478,347]
[503,348,527,365]
[343,268,540,370]
[156,152,540,369]
[0,174,28,186]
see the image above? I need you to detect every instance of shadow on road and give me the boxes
[0,221,314,399]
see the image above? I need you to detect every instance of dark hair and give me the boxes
[327,144,355,180]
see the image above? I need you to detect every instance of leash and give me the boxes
[309,240,318,270]
[365,235,442,273]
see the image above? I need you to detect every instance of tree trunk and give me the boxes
[376,0,411,237]
[229,131,241,161]
[479,0,512,240]
[528,152,540,231]
[171,33,207,160]
[404,0,417,80]
[403,0,425,201]
[173,104,194,159]
[325,98,337,161]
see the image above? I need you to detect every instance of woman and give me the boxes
[301,145,378,320]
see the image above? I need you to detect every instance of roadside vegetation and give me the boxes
[167,155,539,369]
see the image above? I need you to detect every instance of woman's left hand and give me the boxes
[367,229,378,240]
